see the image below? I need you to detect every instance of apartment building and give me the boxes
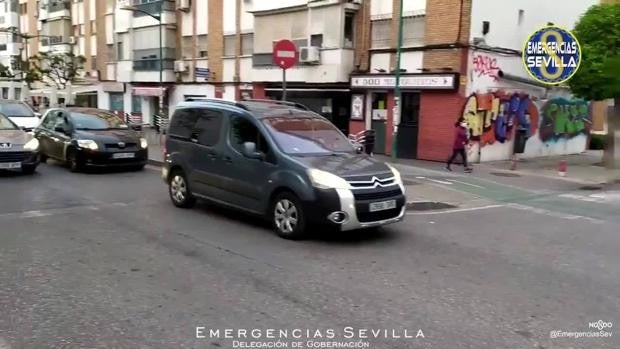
[0,0,24,100]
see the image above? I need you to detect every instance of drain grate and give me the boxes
[579,185,602,191]
[491,172,521,177]
[406,201,457,211]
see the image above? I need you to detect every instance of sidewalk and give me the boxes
[143,127,164,165]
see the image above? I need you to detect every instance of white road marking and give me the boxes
[0,337,11,349]
[427,178,453,185]
[448,179,485,189]
[415,176,426,179]
[406,204,504,215]
[507,203,604,224]
[558,193,602,202]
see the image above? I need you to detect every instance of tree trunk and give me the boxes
[604,97,620,182]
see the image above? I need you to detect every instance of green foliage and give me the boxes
[30,52,87,90]
[0,60,42,86]
[569,3,620,100]
[589,134,608,150]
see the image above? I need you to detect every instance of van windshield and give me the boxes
[262,115,355,155]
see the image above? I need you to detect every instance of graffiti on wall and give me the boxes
[461,92,539,146]
[472,54,501,81]
[539,98,590,142]
[461,93,591,147]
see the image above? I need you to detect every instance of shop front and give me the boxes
[349,73,459,158]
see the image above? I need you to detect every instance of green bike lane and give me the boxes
[395,164,618,223]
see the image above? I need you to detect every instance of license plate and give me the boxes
[369,199,397,212]
[0,162,21,169]
[112,152,135,159]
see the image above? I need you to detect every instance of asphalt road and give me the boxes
[0,163,618,349]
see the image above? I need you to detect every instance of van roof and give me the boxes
[174,98,319,120]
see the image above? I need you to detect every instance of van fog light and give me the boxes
[327,211,348,224]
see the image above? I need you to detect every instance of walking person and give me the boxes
[446,117,472,173]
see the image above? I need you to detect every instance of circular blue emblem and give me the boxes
[522,26,581,85]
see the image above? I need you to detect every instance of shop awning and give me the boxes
[132,87,167,97]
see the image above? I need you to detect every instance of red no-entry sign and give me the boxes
[272,40,298,70]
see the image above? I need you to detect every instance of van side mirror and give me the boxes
[242,142,265,160]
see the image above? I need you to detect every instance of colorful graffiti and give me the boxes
[539,98,590,142]
[461,92,539,146]
[472,54,500,81]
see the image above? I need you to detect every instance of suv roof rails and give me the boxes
[241,98,311,111]
[183,97,248,110]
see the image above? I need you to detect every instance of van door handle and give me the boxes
[224,156,232,163]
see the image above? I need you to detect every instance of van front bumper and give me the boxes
[305,187,406,231]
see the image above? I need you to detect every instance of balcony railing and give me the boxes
[40,36,65,46]
[131,0,175,17]
[133,58,174,71]
[47,0,71,12]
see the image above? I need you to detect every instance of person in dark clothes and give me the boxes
[446,117,472,172]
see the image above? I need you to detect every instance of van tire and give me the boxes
[271,191,307,240]
[168,169,196,208]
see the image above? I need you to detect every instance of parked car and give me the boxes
[34,107,148,172]
[0,112,40,174]
[0,100,41,132]
[162,98,406,239]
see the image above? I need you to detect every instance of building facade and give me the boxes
[1,0,602,162]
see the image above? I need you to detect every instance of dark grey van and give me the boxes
[162,99,406,239]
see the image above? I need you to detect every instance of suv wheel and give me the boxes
[169,170,195,208]
[272,192,306,239]
[67,149,83,173]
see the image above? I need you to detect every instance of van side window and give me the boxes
[193,109,223,146]
[229,116,270,155]
[168,108,198,140]
[41,111,57,129]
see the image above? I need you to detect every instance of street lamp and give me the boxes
[121,3,165,123]
[391,0,404,159]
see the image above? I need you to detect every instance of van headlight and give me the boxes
[386,163,403,185]
[140,137,148,149]
[77,139,99,151]
[307,169,351,190]
[24,138,39,151]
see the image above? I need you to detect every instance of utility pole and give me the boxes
[391,0,404,159]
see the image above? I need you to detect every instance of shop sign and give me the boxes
[102,82,125,93]
[351,74,457,90]
[351,95,364,120]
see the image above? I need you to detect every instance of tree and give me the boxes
[0,59,42,89]
[568,2,620,176]
[30,52,86,90]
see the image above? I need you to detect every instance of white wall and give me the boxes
[196,0,208,35]
[240,0,254,32]
[169,84,216,110]
[469,0,597,50]
[240,57,253,82]
[180,8,193,36]
[252,49,353,83]
[251,0,307,12]
[371,0,392,16]
[223,0,236,34]
[370,51,424,73]
[403,0,426,14]
[309,5,343,48]
[223,57,236,82]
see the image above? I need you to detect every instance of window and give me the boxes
[1,87,8,99]
[197,34,207,58]
[223,35,236,57]
[90,20,96,34]
[182,36,193,59]
[109,92,123,112]
[229,116,270,155]
[193,109,223,146]
[20,3,27,14]
[41,111,58,129]
[518,9,524,25]
[14,88,21,100]
[400,92,420,125]
[344,12,354,48]
[0,44,6,51]
[117,41,123,60]
[370,20,390,48]
[169,108,199,140]
[402,16,425,47]
[199,50,208,58]
[310,34,323,48]
[91,55,97,70]
[241,33,253,56]
[131,95,142,113]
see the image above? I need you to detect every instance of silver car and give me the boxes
[0,112,40,174]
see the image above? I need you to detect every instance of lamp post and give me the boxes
[391,0,404,159]
[121,3,165,123]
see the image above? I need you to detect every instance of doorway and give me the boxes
[370,92,388,154]
[396,92,420,159]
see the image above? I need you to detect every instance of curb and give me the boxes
[147,159,164,167]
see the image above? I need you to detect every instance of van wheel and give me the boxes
[271,192,306,240]
[169,170,195,208]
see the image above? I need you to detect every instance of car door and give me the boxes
[221,114,276,213]
[187,108,228,200]
[35,110,59,159]
[49,111,73,160]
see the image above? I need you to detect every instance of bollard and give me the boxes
[558,159,567,177]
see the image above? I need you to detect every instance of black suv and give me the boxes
[162,99,406,239]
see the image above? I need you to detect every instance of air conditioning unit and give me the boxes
[351,0,362,4]
[174,60,188,73]
[176,0,190,11]
[68,36,76,44]
[299,46,320,64]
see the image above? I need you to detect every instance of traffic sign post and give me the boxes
[272,39,298,101]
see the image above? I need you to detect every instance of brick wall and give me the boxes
[422,0,471,72]
[95,0,108,80]
[207,0,224,84]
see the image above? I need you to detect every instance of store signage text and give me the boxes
[351,75,456,90]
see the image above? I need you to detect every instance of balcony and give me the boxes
[40,36,65,46]
[132,58,174,71]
